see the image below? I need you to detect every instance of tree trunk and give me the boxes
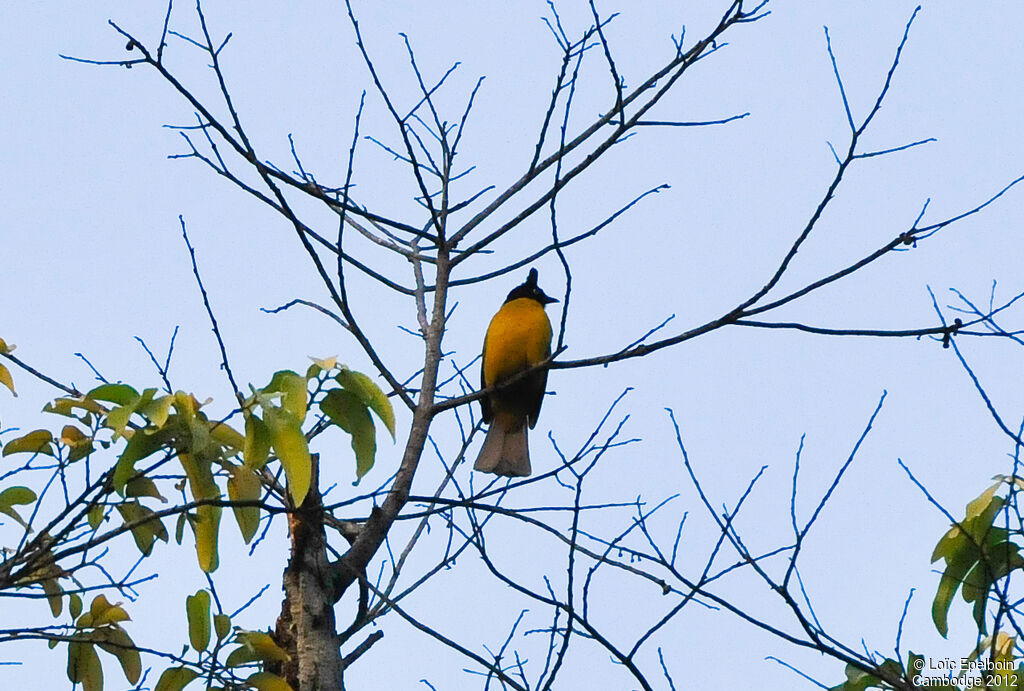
[271,455,345,690]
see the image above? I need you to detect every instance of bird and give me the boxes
[474,268,557,477]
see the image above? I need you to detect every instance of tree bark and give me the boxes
[271,455,345,690]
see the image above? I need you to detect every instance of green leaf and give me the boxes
[94,625,141,685]
[907,652,923,680]
[828,662,881,691]
[154,666,199,691]
[931,529,978,638]
[69,593,83,620]
[234,631,290,664]
[225,645,260,667]
[184,416,217,461]
[113,427,170,495]
[78,594,130,628]
[61,425,94,462]
[67,440,95,463]
[214,613,231,641]
[963,540,1024,633]
[3,429,54,457]
[87,505,105,531]
[264,370,308,423]
[966,481,1003,522]
[209,421,245,453]
[227,464,261,543]
[87,383,140,406]
[44,396,106,418]
[930,484,1022,637]
[0,363,15,396]
[115,502,168,557]
[125,477,166,502]
[321,389,377,482]
[244,414,272,471]
[963,559,990,632]
[336,368,395,439]
[179,453,222,573]
[0,485,38,507]
[67,636,103,691]
[263,407,311,505]
[246,671,294,691]
[307,355,338,380]
[105,402,140,438]
[139,394,174,429]
[0,485,37,530]
[175,512,187,545]
[42,578,62,617]
[60,425,86,445]
[186,590,211,653]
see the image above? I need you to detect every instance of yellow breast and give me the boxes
[483,298,553,387]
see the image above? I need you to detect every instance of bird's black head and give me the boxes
[505,268,558,305]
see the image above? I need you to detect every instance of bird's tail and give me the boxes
[474,411,531,477]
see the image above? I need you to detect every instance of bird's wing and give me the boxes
[480,332,493,423]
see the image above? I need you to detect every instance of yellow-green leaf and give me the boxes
[87,383,140,406]
[3,429,54,457]
[115,502,168,557]
[42,578,62,617]
[310,355,338,371]
[44,396,106,418]
[175,512,187,545]
[264,370,308,423]
[68,440,95,463]
[235,631,291,664]
[67,637,103,691]
[179,451,222,572]
[173,391,201,421]
[105,402,139,438]
[80,594,130,628]
[61,425,94,461]
[0,363,15,397]
[139,394,174,429]
[321,389,377,482]
[336,368,395,439]
[930,485,1015,637]
[94,625,141,684]
[185,508,221,572]
[214,613,231,641]
[125,477,166,502]
[209,421,245,453]
[88,505,105,531]
[186,590,211,653]
[60,425,86,445]
[227,464,261,543]
[966,481,1002,521]
[0,485,37,530]
[70,593,83,620]
[155,666,200,691]
[264,408,311,505]
[155,666,199,691]
[307,355,338,379]
[0,485,36,508]
[225,645,260,668]
[246,672,294,691]
[185,416,217,463]
[244,414,272,471]
[113,427,170,495]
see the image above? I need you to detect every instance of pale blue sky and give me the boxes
[3,2,1024,689]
